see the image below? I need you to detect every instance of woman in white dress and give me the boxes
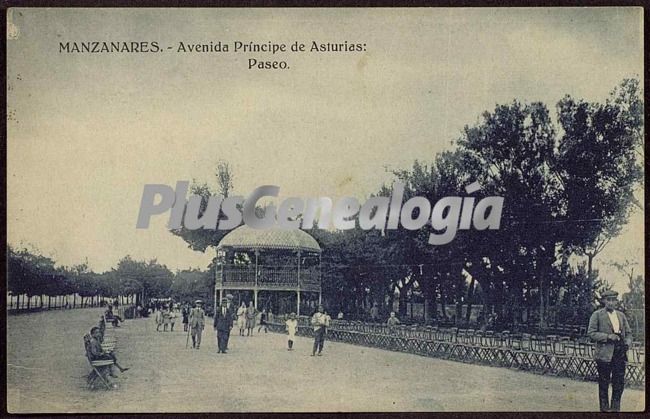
[155,308,163,332]
[236,302,247,336]
[169,306,177,331]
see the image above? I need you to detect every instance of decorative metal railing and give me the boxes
[267,320,645,388]
[216,265,320,289]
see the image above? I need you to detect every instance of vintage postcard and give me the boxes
[6,7,645,413]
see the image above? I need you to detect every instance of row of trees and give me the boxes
[315,79,643,328]
[8,79,643,332]
[170,79,643,330]
[7,248,214,311]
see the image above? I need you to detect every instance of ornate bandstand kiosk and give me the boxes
[214,226,322,315]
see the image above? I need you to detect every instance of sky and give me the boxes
[7,8,644,293]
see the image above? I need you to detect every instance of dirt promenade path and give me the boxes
[6,308,645,412]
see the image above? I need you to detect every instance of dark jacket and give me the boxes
[213,306,235,331]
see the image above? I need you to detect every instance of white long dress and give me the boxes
[237,306,246,329]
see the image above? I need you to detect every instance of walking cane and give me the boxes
[185,324,191,349]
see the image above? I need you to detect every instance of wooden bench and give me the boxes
[101,338,116,352]
[104,313,119,328]
[99,318,117,351]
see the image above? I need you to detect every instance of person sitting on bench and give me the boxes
[105,305,123,327]
[89,326,129,376]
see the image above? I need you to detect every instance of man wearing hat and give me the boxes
[224,294,236,350]
[311,305,327,356]
[189,300,205,349]
[588,289,633,412]
[213,298,234,353]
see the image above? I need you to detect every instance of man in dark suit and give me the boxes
[213,298,234,353]
[224,293,235,351]
[588,289,633,412]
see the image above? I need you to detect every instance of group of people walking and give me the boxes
[174,297,331,357]
[154,304,178,332]
[184,298,276,352]
[235,301,267,336]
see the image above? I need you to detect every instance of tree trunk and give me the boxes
[586,252,595,304]
[398,287,408,319]
[440,286,448,321]
[424,297,432,324]
[587,252,594,283]
[538,262,550,330]
[431,292,439,321]
[465,276,476,324]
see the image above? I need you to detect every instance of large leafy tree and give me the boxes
[556,79,644,280]
[170,160,239,252]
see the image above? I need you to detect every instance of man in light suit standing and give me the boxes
[588,289,633,412]
[189,300,205,349]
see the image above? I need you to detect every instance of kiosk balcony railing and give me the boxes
[217,265,320,288]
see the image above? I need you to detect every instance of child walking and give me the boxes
[258,309,269,333]
[285,312,298,350]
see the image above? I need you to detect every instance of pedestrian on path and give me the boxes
[214,298,235,353]
[311,305,327,356]
[258,309,269,333]
[245,301,256,336]
[155,308,163,332]
[182,303,190,332]
[162,305,171,332]
[588,289,633,412]
[189,300,205,349]
[169,306,177,332]
[236,302,247,336]
[285,312,298,350]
